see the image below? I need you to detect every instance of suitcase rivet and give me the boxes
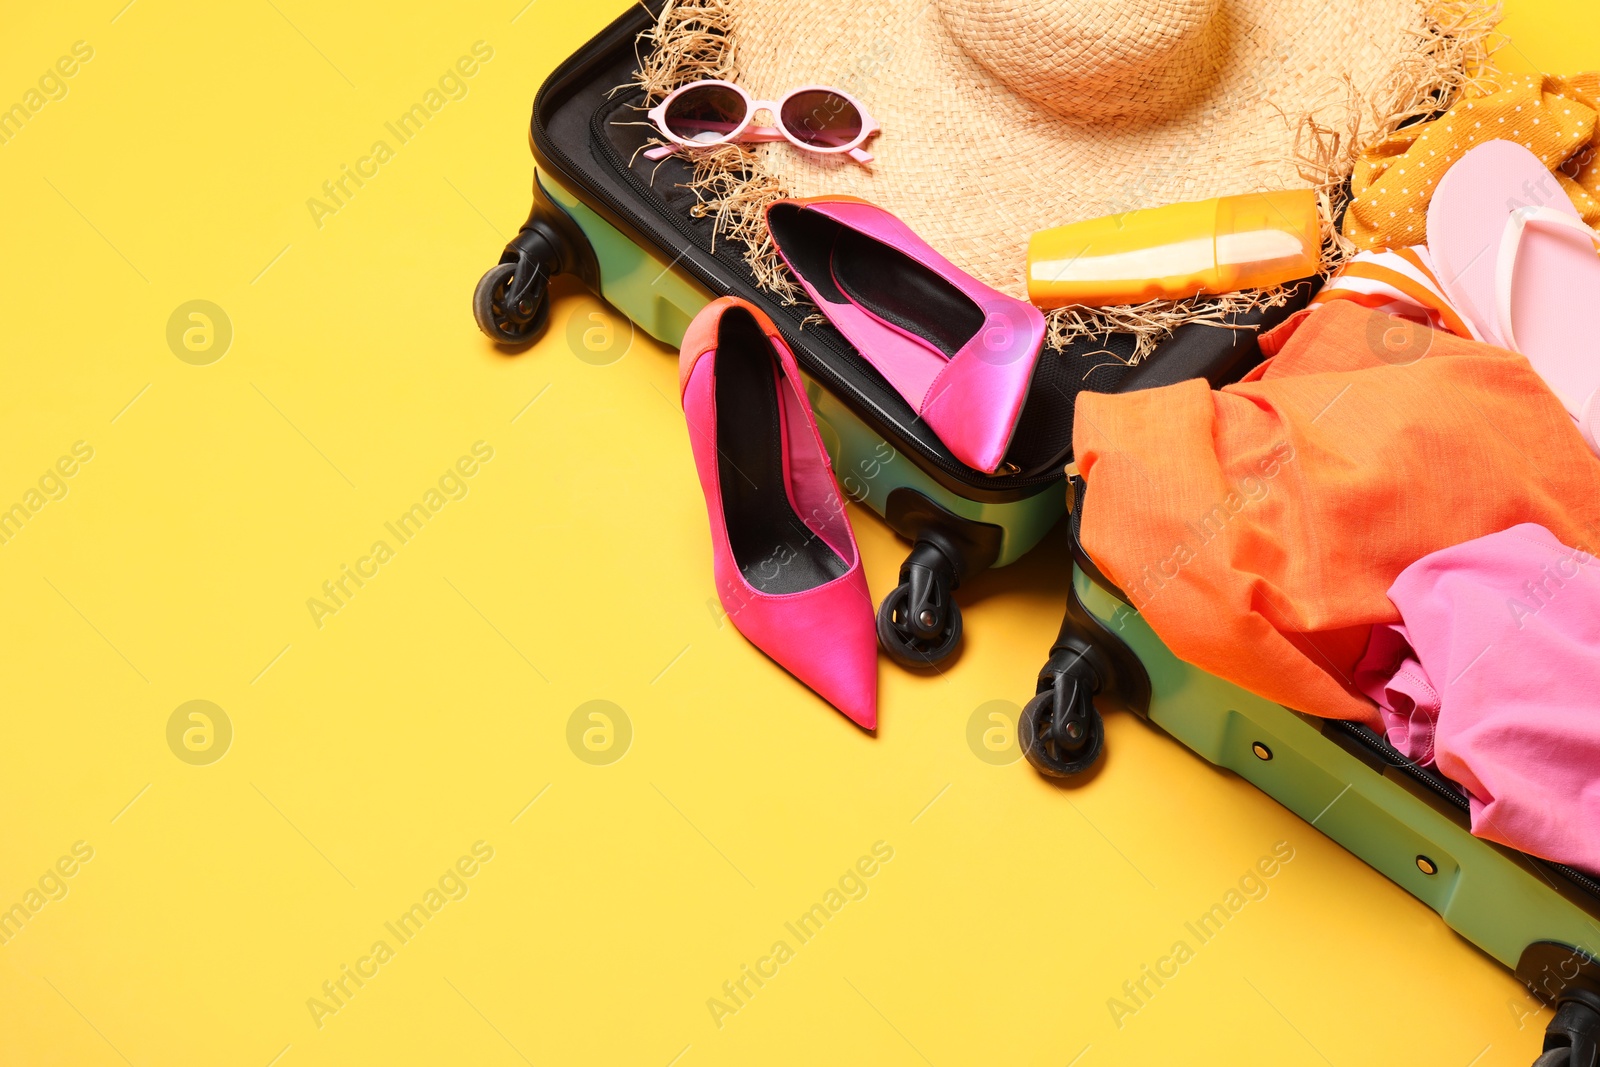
[1251,742,1272,761]
[1416,855,1438,875]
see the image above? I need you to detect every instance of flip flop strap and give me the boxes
[1494,205,1600,353]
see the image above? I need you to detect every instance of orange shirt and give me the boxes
[1073,300,1600,721]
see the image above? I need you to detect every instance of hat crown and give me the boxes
[935,0,1222,124]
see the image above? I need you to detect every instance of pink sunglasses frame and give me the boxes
[644,79,879,165]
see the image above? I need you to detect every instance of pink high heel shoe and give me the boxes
[765,196,1046,474]
[680,296,878,729]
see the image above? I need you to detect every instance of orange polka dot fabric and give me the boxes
[1343,72,1600,251]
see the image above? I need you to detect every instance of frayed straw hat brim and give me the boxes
[638,0,1498,355]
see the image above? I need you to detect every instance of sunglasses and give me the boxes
[644,80,879,165]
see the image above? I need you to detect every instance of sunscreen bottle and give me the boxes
[1027,190,1321,308]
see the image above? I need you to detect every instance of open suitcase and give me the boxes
[475,2,1600,1061]
[470,0,1304,668]
[1020,480,1600,1067]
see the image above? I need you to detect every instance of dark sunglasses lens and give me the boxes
[780,90,863,148]
[662,84,746,144]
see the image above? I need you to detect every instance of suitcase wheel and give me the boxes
[473,260,551,345]
[875,540,963,668]
[1539,991,1600,1067]
[1019,669,1105,778]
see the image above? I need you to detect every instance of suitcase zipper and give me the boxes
[1329,725,1600,904]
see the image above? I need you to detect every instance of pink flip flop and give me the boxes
[1427,139,1600,452]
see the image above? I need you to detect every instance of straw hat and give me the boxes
[715,0,1438,297]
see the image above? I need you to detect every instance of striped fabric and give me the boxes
[1311,245,1481,341]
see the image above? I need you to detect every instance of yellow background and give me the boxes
[0,2,1590,1064]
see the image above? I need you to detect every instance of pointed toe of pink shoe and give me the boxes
[830,635,879,731]
[838,684,878,732]
[713,556,879,730]
[774,575,879,730]
[830,602,878,731]
[841,702,877,732]
[847,703,877,732]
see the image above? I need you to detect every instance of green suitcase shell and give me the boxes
[1022,485,1600,1066]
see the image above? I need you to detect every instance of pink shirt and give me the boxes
[1355,523,1600,874]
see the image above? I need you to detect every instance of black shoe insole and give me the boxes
[766,202,984,362]
[715,307,848,596]
[829,228,985,359]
